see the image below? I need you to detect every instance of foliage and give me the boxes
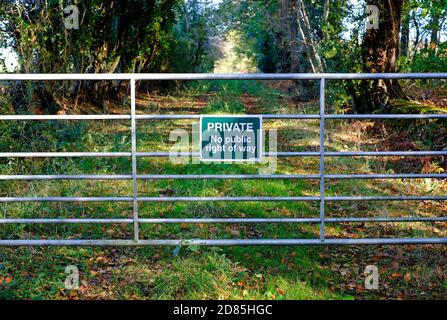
[1,0,181,74]
[411,43,447,72]
[215,0,279,73]
[0,0,218,109]
[167,0,220,72]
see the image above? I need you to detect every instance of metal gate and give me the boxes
[0,73,446,246]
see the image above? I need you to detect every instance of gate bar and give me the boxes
[0,238,446,246]
[0,152,131,157]
[134,114,447,120]
[131,79,139,242]
[319,79,326,242]
[0,218,133,224]
[2,72,447,80]
[0,196,446,202]
[0,115,130,120]
[139,217,447,223]
[1,217,446,224]
[1,174,446,180]
[2,114,446,121]
[1,151,446,158]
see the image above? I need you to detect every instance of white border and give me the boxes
[199,115,263,163]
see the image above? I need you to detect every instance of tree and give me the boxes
[400,12,410,57]
[323,0,330,24]
[167,0,219,73]
[1,0,181,110]
[276,0,323,99]
[355,0,408,113]
[427,1,446,45]
[216,0,325,99]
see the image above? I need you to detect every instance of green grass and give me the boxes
[0,80,446,299]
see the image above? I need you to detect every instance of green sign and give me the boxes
[200,115,262,162]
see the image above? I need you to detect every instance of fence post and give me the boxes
[319,78,326,242]
[131,78,139,242]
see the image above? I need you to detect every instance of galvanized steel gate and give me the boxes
[0,73,447,246]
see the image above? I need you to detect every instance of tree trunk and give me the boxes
[412,11,420,53]
[358,0,408,113]
[276,0,323,100]
[295,0,324,73]
[323,0,330,24]
[430,15,439,44]
[400,12,410,57]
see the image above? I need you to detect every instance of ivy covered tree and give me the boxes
[354,0,408,113]
[1,0,181,109]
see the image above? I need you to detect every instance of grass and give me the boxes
[0,80,446,299]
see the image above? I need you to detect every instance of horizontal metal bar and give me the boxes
[151,173,447,180]
[136,114,200,120]
[135,114,322,120]
[0,218,133,224]
[136,152,320,157]
[136,173,447,180]
[0,173,445,180]
[326,196,447,201]
[138,151,447,158]
[137,174,320,179]
[138,217,447,224]
[0,197,132,202]
[0,195,445,202]
[331,217,447,223]
[0,115,130,120]
[139,195,446,202]
[2,113,444,121]
[326,114,447,119]
[325,151,447,157]
[138,218,322,223]
[0,175,132,180]
[154,113,447,121]
[1,73,447,81]
[326,173,447,179]
[142,196,447,202]
[263,114,447,120]
[136,152,200,157]
[0,238,446,246]
[0,152,131,158]
[142,173,447,180]
[1,151,444,158]
[263,114,321,119]
[0,239,141,246]
[0,216,445,224]
[267,152,319,157]
[138,196,320,202]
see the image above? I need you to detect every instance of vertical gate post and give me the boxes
[131,78,139,242]
[319,78,326,242]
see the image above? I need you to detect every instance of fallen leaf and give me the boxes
[404,273,412,282]
[228,229,241,237]
[180,223,189,230]
[276,288,285,295]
